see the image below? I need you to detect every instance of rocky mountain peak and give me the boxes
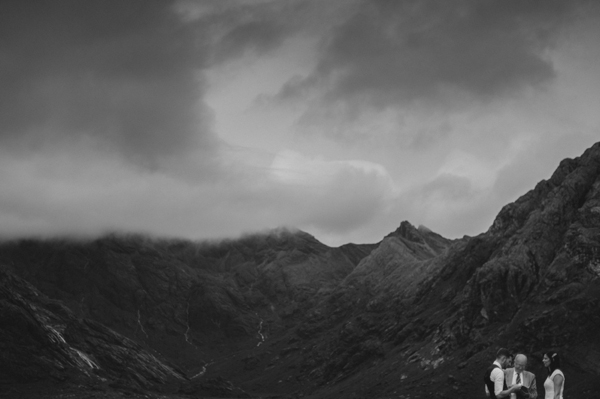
[383,220,452,258]
[388,220,424,243]
[489,141,600,237]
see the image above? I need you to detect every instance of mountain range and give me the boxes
[2,142,600,398]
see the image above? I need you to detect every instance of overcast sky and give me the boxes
[1,0,599,246]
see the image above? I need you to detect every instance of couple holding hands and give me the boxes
[484,348,565,399]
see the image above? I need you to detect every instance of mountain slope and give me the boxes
[0,265,188,395]
[0,228,376,397]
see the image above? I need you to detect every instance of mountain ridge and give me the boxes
[2,142,600,398]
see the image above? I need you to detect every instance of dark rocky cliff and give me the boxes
[2,142,600,398]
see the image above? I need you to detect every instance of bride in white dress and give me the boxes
[543,351,564,399]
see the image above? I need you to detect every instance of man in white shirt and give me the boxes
[484,348,522,398]
[505,354,537,399]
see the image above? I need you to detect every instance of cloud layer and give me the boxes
[0,0,213,166]
[0,0,599,246]
[280,0,589,108]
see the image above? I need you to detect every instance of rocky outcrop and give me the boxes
[342,221,453,296]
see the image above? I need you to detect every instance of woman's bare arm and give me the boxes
[552,374,564,399]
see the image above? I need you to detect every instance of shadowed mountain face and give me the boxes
[2,142,600,398]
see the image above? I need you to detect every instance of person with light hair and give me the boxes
[504,353,537,398]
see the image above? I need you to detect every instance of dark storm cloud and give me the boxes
[186,0,319,65]
[0,0,212,164]
[204,9,289,63]
[279,0,592,109]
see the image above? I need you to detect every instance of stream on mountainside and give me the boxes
[137,309,149,339]
[256,313,266,347]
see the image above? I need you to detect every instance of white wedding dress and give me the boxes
[543,369,564,399]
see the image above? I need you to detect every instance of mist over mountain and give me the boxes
[2,142,600,398]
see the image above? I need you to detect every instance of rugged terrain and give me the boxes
[2,142,600,398]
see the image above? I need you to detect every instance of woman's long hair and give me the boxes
[545,351,561,376]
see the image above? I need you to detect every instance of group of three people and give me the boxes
[484,348,564,399]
